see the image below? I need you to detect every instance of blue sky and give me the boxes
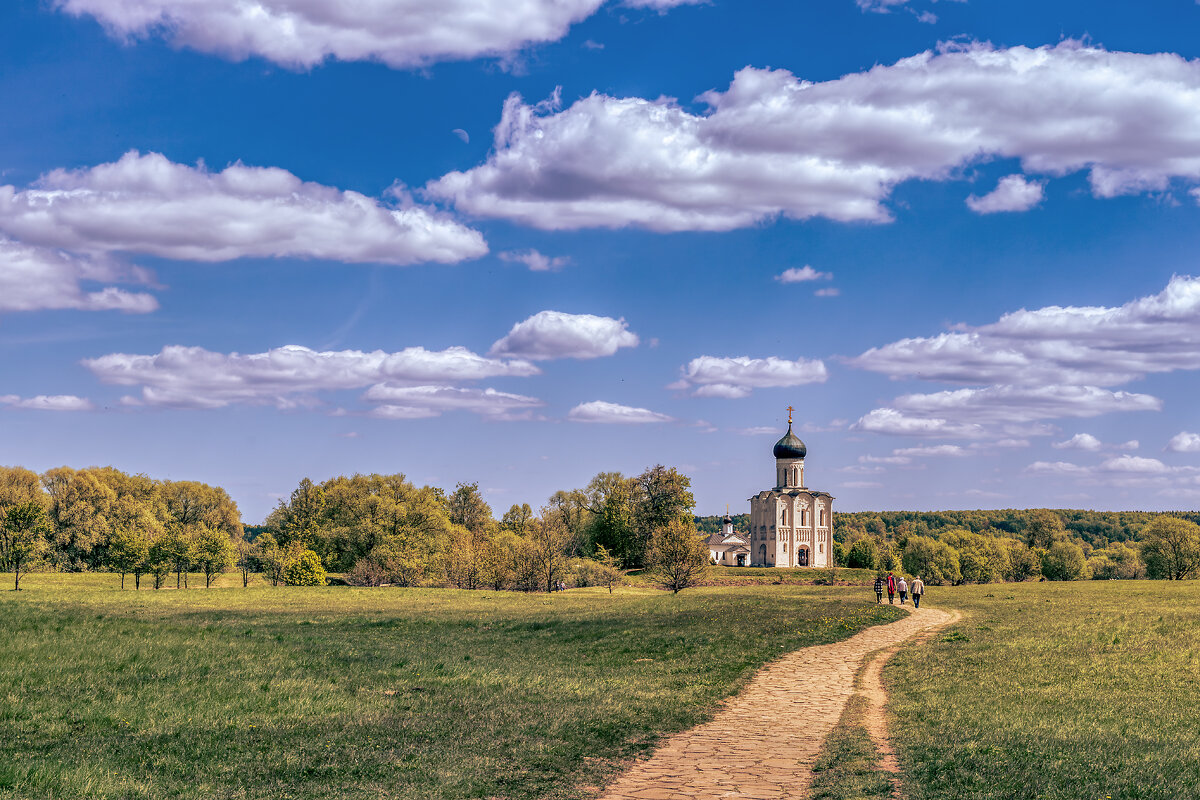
[4,0,1200,523]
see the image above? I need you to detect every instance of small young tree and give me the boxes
[107,526,150,589]
[593,544,626,593]
[284,548,327,586]
[6,502,50,591]
[647,519,708,594]
[530,508,571,592]
[192,525,236,587]
[146,535,173,590]
[235,537,256,587]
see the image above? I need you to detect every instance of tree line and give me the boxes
[700,507,1200,583]
[1,463,711,593]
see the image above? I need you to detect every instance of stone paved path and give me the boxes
[597,604,956,800]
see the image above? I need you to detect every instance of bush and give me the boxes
[845,538,878,570]
[646,520,708,594]
[1041,540,1087,581]
[284,549,327,586]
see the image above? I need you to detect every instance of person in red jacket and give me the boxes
[886,571,897,604]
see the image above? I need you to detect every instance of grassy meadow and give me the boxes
[0,574,901,800]
[887,581,1200,800]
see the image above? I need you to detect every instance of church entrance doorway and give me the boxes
[736,554,746,567]
[797,547,809,567]
[758,544,766,565]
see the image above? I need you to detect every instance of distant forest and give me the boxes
[698,508,1200,550]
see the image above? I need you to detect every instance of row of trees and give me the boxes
[256,465,707,593]
[0,466,246,590]
[710,508,1200,584]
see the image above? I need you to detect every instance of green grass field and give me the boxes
[887,581,1200,800]
[0,574,901,800]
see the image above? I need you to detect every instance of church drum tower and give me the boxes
[748,409,835,568]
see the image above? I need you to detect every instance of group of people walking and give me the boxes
[873,572,924,608]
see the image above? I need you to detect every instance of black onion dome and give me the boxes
[773,424,807,459]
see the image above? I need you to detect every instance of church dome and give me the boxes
[773,424,807,460]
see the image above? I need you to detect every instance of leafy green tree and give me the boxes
[1003,540,1040,581]
[41,467,117,569]
[942,530,1008,584]
[845,538,879,570]
[1088,542,1143,580]
[530,507,572,592]
[5,502,50,591]
[590,478,637,567]
[499,503,533,536]
[146,534,174,590]
[1041,540,1087,581]
[284,549,327,586]
[647,519,709,594]
[1140,517,1200,580]
[592,544,626,593]
[901,536,961,585]
[1025,510,1067,549]
[107,525,151,589]
[192,525,236,587]
[831,539,847,568]
[447,482,493,534]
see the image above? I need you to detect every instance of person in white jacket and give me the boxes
[910,576,925,608]
[897,576,909,604]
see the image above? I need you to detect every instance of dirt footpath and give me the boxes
[597,605,957,800]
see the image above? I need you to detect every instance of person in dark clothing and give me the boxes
[873,575,885,604]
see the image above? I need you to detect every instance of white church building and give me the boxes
[745,413,835,568]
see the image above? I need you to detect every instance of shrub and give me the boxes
[647,519,708,594]
[284,549,327,586]
[845,538,879,570]
[1041,540,1087,581]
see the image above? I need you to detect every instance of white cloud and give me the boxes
[489,311,638,361]
[428,42,1200,231]
[673,355,827,398]
[56,0,700,69]
[1167,431,1200,452]
[842,481,883,489]
[859,454,912,465]
[966,174,1045,214]
[893,444,968,457]
[776,265,831,283]
[1052,433,1103,451]
[0,151,485,266]
[0,394,94,411]
[889,385,1161,423]
[84,344,538,409]
[567,400,674,424]
[498,249,571,272]
[1100,455,1170,473]
[363,385,544,421]
[1026,461,1091,475]
[0,238,158,313]
[731,426,779,436]
[851,408,986,438]
[852,276,1200,387]
[814,288,841,297]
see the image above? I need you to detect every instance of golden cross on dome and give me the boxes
[787,405,794,425]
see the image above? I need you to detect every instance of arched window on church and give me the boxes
[801,507,807,527]
[819,507,827,527]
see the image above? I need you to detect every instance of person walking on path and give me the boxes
[911,576,924,608]
[886,572,896,604]
[897,576,909,605]
[873,575,885,604]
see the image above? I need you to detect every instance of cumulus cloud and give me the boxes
[0,394,94,411]
[84,344,538,409]
[966,174,1045,214]
[0,238,158,313]
[852,408,987,438]
[1052,433,1103,451]
[567,400,674,424]
[673,355,827,398]
[1167,431,1200,452]
[498,249,571,272]
[56,0,699,69]
[363,385,544,421]
[776,265,831,283]
[0,151,485,266]
[428,42,1200,231]
[489,311,638,361]
[852,276,1200,387]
